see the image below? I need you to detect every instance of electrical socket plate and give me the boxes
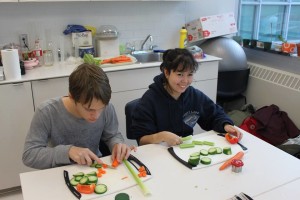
[19,34,28,49]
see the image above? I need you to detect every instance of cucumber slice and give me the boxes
[94,184,107,194]
[223,147,232,155]
[115,193,130,200]
[90,162,97,168]
[190,152,200,157]
[79,176,89,185]
[75,176,83,182]
[86,171,97,176]
[200,157,211,165]
[73,172,84,177]
[208,147,217,155]
[88,176,98,184]
[70,178,79,186]
[95,164,103,168]
[179,143,195,149]
[200,149,208,156]
[188,157,200,167]
[216,147,222,154]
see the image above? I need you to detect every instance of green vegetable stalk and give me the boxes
[83,54,101,66]
[123,159,151,196]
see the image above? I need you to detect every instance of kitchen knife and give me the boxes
[63,170,81,199]
[217,133,248,151]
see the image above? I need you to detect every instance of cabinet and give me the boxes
[0,82,34,190]
[31,77,69,110]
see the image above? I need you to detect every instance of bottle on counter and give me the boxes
[32,38,43,66]
[44,41,54,66]
[179,27,187,49]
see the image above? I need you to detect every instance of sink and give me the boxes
[131,51,163,63]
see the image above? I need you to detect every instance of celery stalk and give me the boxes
[123,160,151,196]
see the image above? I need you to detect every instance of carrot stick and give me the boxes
[112,159,119,168]
[219,151,244,170]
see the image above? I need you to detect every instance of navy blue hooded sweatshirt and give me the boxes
[131,73,233,142]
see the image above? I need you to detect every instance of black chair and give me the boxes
[125,98,140,141]
[99,140,111,157]
[216,68,250,110]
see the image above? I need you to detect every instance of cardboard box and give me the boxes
[186,12,237,43]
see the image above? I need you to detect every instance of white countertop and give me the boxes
[20,128,300,200]
[0,55,221,85]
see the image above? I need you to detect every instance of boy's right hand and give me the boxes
[69,146,103,166]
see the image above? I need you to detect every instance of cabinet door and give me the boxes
[0,82,35,190]
[31,77,69,110]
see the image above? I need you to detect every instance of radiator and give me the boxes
[245,62,300,128]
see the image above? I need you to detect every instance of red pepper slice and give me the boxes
[76,183,95,194]
[225,133,239,144]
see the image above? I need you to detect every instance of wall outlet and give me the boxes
[19,34,29,50]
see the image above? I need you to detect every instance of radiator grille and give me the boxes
[248,63,300,92]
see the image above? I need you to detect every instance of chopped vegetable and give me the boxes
[138,166,147,177]
[101,55,132,64]
[200,157,211,165]
[87,176,98,184]
[115,193,130,200]
[73,172,84,177]
[192,140,203,145]
[223,147,232,155]
[79,176,89,185]
[70,178,79,186]
[76,183,96,194]
[225,133,239,144]
[94,184,107,194]
[121,176,128,180]
[123,159,151,196]
[179,143,195,149]
[188,156,200,167]
[112,159,120,168]
[203,141,214,146]
[86,171,97,177]
[208,147,217,155]
[200,149,208,156]
[219,151,245,170]
[216,147,223,154]
[182,135,192,141]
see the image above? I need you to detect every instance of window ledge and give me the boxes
[244,48,300,76]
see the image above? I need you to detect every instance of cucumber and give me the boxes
[73,172,84,177]
[203,141,215,146]
[70,177,79,186]
[223,147,232,155]
[182,135,192,141]
[190,152,200,157]
[188,156,200,167]
[75,176,83,182]
[79,176,89,185]
[208,147,217,155]
[94,184,108,194]
[200,157,211,165]
[95,164,103,168]
[86,171,97,176]
[200,149,208,156]
[216,147,223,154]
[179,143,195,149]
[90,162,97,168]
[115,193,130,200]
[192,140,203,145]
[88,176,98,184]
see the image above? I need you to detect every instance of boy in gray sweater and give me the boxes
[23,63,134,169]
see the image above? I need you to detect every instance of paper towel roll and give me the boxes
[1,49,21,80]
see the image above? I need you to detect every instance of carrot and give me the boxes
[101,55,131,64]
[219,151,244,170]
[76,183,95,194]
[112,159,119,168]
[138,166,147,177]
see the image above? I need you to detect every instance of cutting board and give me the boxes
[65,156,151,200]
[168,131,247,170]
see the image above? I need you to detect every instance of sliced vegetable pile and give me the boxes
[101,55,132,64]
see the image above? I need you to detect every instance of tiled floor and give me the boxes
[0,190,23,200]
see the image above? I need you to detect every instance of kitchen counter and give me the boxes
[20,128,300,200]
[0,55,221,85]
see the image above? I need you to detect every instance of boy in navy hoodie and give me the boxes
[131,48,242,146]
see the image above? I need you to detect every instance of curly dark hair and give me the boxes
[69,63,111,107]
[160,48,198,75]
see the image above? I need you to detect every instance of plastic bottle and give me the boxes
[32,38,43,66]
[179,27,187,48]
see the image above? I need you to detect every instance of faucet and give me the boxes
[140,34,153,50]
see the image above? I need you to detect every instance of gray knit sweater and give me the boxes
[22,97,124,169]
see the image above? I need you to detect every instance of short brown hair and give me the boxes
[69,63,111,107]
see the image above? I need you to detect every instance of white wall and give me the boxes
[0,0,237,56]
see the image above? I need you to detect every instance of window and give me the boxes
[238,0,300,43]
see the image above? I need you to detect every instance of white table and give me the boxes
[20,129,300,200]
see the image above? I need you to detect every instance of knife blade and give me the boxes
[217,133,248,151]
[63,170,81,199]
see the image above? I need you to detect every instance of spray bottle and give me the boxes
[179,27,187,48]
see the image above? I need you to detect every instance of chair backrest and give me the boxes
[125,98,140,140]
[217,68,250,98]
